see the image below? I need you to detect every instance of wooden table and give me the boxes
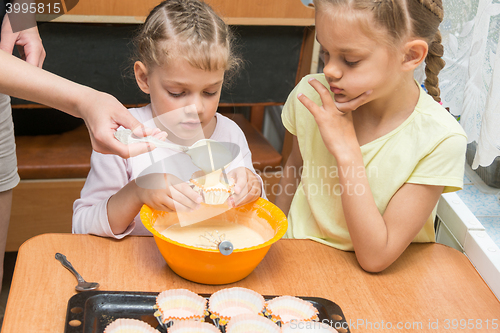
[2,234,499,332]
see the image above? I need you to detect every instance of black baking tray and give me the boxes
[64,290,350,333]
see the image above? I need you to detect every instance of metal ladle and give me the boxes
[114,129,234,174]
[114,129,210,153]
[55,253,100,292]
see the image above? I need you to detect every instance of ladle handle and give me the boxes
[55,253,84,283]
[114,129,187,151]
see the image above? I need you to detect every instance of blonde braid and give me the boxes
[409,0,445,102]
[414,0,443,20]
[424,30,445,102]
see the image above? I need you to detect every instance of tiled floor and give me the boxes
[457,166,500,247]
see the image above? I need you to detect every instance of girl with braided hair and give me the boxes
[73,0,263,237]
[276,0,467,271]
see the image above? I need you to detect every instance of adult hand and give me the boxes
[0,15,160,158]
[78,90,167,158]
[0,14,45,67]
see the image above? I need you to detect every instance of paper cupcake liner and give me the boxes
[155,289,208,324]
[168,320,221,333]
[225,314,280,333]
[281,321,339,332]
[103,318,160,333]
[209,287,265,326]
[265,296,319,324]
[190,177,234,205]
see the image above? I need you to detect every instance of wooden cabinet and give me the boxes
[37,0,315,25]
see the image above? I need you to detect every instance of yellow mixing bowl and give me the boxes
[141,198,288,285]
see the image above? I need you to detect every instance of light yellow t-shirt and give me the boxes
[281,74,467,251]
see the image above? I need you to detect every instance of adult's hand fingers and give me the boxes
[0,16,45,68]
[0,15,16,54]
[110,109,162,158]
[114,128,167,159]
[82,91,164,158]
[20,28,46,68]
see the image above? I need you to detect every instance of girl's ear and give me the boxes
[401,39,428,71]
[134,61,150,94]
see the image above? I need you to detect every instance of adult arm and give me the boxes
[0,13,158,158]
[1,48,160,157]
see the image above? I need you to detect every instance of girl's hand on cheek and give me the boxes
[334,90,372,113]
[227,167,261,207]
[135,173,202,212]
[298,78,367,156]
